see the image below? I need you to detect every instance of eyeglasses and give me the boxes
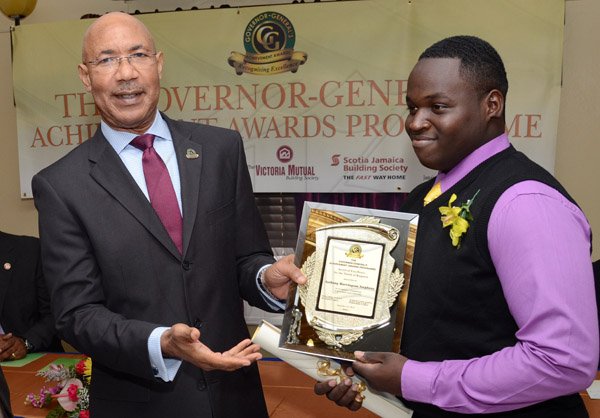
[86,52,158,71]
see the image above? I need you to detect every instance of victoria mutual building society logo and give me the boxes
[228,11,308,76]
[277,145,293,163]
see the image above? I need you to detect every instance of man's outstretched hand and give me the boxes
[161,323,262,371]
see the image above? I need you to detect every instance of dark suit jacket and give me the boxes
[0,231,62,353]
[32,115,276,418]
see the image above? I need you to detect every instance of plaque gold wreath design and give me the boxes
[298,217,404,348]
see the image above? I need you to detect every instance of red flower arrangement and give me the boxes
[24,357,91,418]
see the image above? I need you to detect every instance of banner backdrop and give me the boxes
[12,0,564,197]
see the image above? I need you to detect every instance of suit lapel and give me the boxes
[166,118,203,257]
[87,132,182,260]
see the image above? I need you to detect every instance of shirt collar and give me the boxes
[436,133,510,192]
[101,111,172,155]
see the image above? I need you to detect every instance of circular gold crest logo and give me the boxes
[244,11,295,54]
[345,244,363,258]
[228,11,307,76]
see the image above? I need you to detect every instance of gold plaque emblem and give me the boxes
[345,244,363,259]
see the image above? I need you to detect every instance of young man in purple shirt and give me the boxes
[315,35,598,417]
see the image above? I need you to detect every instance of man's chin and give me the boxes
[103,110,156,133]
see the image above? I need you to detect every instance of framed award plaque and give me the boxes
[279,202,418,361]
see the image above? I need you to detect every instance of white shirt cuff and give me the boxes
[148,326,182,382]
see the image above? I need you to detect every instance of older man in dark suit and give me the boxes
[0,231,62,360]
[32,12,305,418]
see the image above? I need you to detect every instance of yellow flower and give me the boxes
[439,194,460,226]
[438,190,479,248]
[449,217,469,246]
[83,357,92,384]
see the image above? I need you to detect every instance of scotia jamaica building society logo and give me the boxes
[228,11,308,76]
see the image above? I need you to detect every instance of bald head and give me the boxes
[82,12,156,63]
[78,11,164,134]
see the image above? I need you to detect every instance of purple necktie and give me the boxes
[131,134,183,254]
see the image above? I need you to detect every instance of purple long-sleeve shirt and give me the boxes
[401,133,599,414]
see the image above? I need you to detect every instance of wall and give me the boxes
[555,0,600,260]
[1,0,599,260]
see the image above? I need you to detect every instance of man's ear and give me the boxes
[78,63,92,92]
[156,51,164,80]
[484,89,504,120]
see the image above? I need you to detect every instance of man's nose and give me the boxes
[407,110,431,132]
[114,57,138,80]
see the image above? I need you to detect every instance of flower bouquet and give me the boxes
[24,357,91,418]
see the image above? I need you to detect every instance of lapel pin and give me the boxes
[3,262,11,271]
[186,149,199,159]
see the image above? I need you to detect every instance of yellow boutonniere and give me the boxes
[438,190,480,248]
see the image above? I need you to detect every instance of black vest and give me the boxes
[400,146,587,417]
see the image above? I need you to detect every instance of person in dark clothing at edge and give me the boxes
[0,231,63,360]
